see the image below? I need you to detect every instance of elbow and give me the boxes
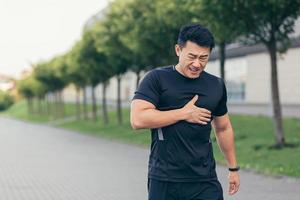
[130,120,140,130]
[131,121,144,130]
[130,105,153,130]
[130,116,143,130]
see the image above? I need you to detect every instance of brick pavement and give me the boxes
[0,117,299,200]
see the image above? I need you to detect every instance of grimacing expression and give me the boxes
[175,41,211,79]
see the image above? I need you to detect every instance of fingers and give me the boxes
[196,115,211,125]
[198,108,211,115]
[229,182,239,195]
[184,95,213,125]
[196,108,211,125]
[196,120,208,125]
[189,95,198,105]
[188,108,211,125]
[229,182,235,195]
[228,173,240,195]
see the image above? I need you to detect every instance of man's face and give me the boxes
[175,40,211,79]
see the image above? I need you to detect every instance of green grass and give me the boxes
[1,101,51,123]
[59,109,151,147]
[1,100,93,123]
[1,100,300,177]
[212,115,300,177]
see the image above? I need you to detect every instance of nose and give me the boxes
[192,59,202,68]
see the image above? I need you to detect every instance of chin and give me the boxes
[189,75,200,79]
[187,71,202,79]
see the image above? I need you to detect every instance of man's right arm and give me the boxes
[130,95,211,130]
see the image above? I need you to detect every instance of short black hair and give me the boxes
[177,24,215,51]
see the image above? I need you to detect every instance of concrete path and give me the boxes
[0,117,299,200]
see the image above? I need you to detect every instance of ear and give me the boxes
[175,44,182,57]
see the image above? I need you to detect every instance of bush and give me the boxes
[0,91,14,111]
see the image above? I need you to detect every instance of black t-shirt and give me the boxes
[132,65,228,182]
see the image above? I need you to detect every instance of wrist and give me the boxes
[177,108,187,121]
[228,166,240,172]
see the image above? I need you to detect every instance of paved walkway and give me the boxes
[0,117,299,200]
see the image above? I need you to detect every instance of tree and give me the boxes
[32,74,48,115]
[230,0,300,148]
[116,0,158,88]
[120,0,209,87]
[67,41,89,120]
[201,0,245,80]
[49,55,69,118]
[93,1,134,125]
[66,45,87,120]
[17,75,44,114]
[77,30,113,122]
[34,58,67,118]
[0,91,14,111]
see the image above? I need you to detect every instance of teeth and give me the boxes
[189,67,199,72]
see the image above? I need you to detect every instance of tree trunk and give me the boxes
[37,96,43,115]
[50,92,56,117]
[136,70,141,90]
[58,91,62,118]
[117,75,123,125]
[59,90,65,118]
[49,93,54,117]
[219,41,226,80]
[268,40,285,148]
[75,86,81,120]
[45,94,50,116]
[102,82,109,124]
[54,91,60,119]
[82,86,88,120]
[27,97,33,115]
[91,86,97,122]
[31,97,36,114]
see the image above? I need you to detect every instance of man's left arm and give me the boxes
[212,113,240,195]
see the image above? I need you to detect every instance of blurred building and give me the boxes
[0,74,15,92]
[19,68,33,79]
[205,19,300,117]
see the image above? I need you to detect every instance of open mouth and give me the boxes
[188,66,201,73]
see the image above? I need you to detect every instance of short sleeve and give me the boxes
[212,79,228,117]
[132,70,160,107]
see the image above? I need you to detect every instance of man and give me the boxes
[130,24,240,200]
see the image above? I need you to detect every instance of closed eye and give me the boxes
[188,54,197,59]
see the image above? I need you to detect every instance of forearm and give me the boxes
[215,128,238,168]
[131,108,185,129]
[131,96,210,130]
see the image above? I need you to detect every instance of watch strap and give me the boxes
[228,166,240,172]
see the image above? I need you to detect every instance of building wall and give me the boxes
[63,47,300,107]
[245,52,271,103]
[277,47,300,104]
[245,47,300,104]
[63,71,141,105]
[206,47,300,105]
[97,71,139,102]
[206,57,247,102]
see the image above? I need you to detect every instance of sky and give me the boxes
[0,0,108,78]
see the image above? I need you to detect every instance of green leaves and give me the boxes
[17,75,46,98]
[0,91,14,111]
[92,0,133,75]
[34,57,66,92]
[230,0,300,50]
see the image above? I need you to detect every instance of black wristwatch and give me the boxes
[228,166,240,172]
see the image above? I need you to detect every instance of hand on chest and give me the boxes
[158,82,221,112]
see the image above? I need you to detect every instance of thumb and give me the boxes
[189,95,198,105]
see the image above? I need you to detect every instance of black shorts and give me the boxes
[148,178,223,200]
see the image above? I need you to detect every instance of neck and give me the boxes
[174,64,185,76]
